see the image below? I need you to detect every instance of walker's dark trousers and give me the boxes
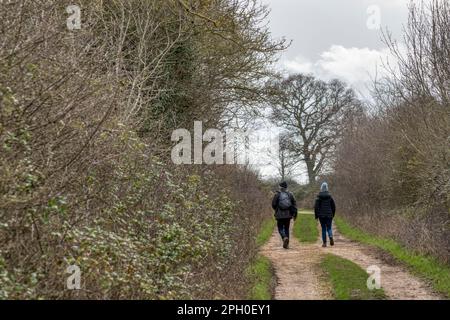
[277,218,291,239]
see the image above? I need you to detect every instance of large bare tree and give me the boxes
[268,74,360,185]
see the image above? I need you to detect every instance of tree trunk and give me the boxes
[305,157,316,186]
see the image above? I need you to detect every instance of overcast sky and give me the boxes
[261,0,412,100]
[252,0,414,181]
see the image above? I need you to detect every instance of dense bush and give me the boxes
[0,0,281,299]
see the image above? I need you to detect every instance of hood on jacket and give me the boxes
[318,191,331,199]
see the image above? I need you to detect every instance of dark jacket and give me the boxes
[314,191,336,219]
[272,190,297,220]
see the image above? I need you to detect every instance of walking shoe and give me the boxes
[283,237,289,249]
[322,242,327,247]
[330,237,334,246]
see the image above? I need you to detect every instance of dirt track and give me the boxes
[260,216,442,300]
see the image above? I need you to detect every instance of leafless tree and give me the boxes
[376,0,450,107]
[268,74,360,185]
[333,0,450,263]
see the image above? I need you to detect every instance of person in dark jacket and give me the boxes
[314,182,336,247]
[272,181,297,249]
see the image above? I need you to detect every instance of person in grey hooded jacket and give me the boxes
[314,182,336,247]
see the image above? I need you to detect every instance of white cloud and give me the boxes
[282,45,398,100]
[283,54,314,74]
[318,45,392,83]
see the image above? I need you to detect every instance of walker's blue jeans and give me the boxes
[319,217,333,243]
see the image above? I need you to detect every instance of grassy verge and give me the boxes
[256,217,276,246]
[247,217,276,300]
[247,255,273,300]
[293,211,318,243]
[321,253,386,300]
[335,217,450,298]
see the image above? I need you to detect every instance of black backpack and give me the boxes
[278,191,292,210]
